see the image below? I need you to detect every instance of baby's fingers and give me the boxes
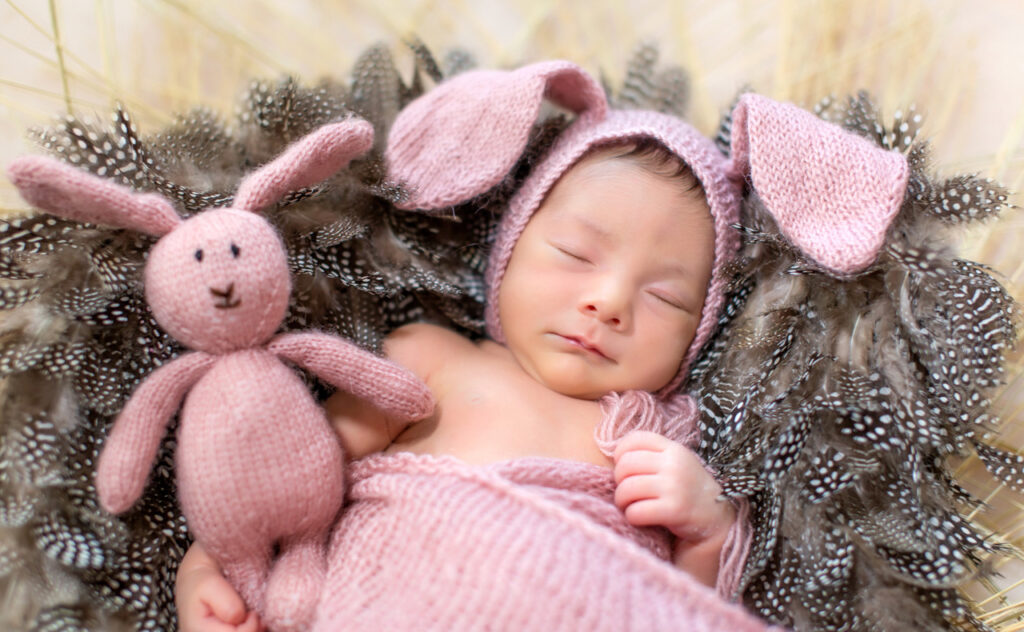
[200,575,250,626]
[236,612,265,632]
[613,448,662,484]
[615,474,675,511]
[621,498,680,528]
[613,430,672,461]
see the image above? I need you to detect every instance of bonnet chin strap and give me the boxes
[385,60,609,211]
[729,93,909,275]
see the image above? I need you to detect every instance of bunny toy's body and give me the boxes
[8,119,435,632]
[165,346,345,616]
[177,349,342,555]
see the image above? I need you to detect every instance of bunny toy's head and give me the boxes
[145,208,291,353]
[7,118,374,355]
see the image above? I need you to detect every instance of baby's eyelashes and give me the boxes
[648,290,686,310]
[553,244,592,264]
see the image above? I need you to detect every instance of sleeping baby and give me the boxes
[175,61,754,632]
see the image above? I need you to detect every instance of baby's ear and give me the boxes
[7,156,180,236]
[386,60,608,211]
[729,93,909,275]
[233,118,374,212]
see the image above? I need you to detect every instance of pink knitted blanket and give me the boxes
[312,453,781,631]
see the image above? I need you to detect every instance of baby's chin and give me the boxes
[533,367,662,401]
[511,346,676,400]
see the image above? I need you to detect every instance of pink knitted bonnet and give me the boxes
[387,61,740,396]
[485,109,740,394]
[386,62,909,398]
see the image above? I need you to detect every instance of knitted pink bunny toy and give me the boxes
[7,119,435,632]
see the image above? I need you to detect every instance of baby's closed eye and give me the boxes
[551,242,593,264]
[647,290,686,310]
[560,249,590,264]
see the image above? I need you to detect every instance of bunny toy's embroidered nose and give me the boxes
[210,283,240,309]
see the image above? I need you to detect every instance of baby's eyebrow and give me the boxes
[659,261,693,278]
[564,213,614,244]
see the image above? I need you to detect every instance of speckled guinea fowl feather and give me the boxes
[689,92,1020,631]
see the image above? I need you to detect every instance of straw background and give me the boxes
[1,0,1022,629]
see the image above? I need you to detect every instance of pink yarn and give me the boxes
[729,93,909,274]
[312,453,782,632]
[387,60,607,211]
[8,155,180,236]
[234,120,376,212]
[595,391,697,456]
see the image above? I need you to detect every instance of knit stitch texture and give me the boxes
[387,60,607,211]
[313,453,781,632]
[729,93,908,274]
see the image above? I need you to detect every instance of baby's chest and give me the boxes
[431,357,609,466]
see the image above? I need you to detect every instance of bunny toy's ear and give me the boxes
[233,118,374,212]
[385,60,608,211]
[7,156,181,236]
[730,93,909,275]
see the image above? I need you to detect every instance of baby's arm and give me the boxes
[324,323,446,459]
[175,542,263,632]
[613,431,737,588]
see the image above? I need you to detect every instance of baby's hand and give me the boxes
[176,543,264,632]
[613,430,735,544]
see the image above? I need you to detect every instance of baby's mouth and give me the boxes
[556,333,611,361]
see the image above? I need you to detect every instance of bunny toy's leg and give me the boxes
[263,534,329,632]
[207,538,273,617]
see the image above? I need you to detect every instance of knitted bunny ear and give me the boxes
[386,60,608,210]
[7,156,181,236]
[234,118,374,212]
[730,93,909,274]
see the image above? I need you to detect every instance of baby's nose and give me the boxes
[583,302,622,327]
[580,284,631,328]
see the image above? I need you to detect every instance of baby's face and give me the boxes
[498,154,715,400]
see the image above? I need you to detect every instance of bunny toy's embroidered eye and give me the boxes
[230,243,240,258]
[194,249,203,262]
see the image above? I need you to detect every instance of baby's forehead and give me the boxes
[566,142,705,193]
[537,164,714,251]
[546,150,710,219]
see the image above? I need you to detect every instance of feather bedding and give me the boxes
[692,93,1021,631]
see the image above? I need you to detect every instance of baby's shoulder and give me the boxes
[384,322,474,353]
[383,323,480,386]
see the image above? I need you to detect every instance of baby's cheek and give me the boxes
[634,324,691,390]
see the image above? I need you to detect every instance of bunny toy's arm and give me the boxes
[267,332,435,423]
[96,351,216,514]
